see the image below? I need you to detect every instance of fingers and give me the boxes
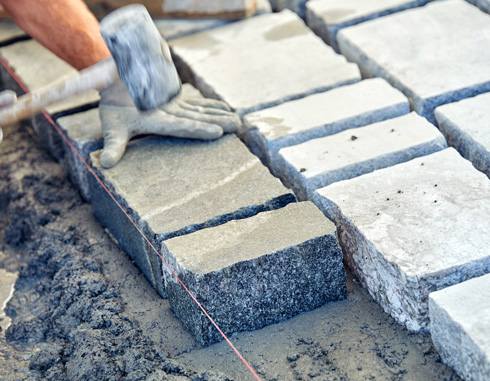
[162,101,241,133]
[99,105,132,168]
[181,97,232,112]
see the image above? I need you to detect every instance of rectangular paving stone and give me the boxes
[89,134,296,298]
[337,0,490,124]
[243,78,409,172]
[306,0,432,52]
[277,112,447,200]
[0,39,100,160]
[429,274,490,381]
[161,201,346,346]
[315,148,490,331]
[170,9,360,116]
[435,92,490,179]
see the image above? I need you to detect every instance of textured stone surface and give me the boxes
[337,0,490,124]
[243,78,409,171]
[89,134,295,297]
[435,92,490,178]
[315,148,490,331]
[278,112,447,200]
[306,0,432,52]
[429,274,490,381]
[171,10,360,116]
[162,201,346,345]
[57,109,103,202]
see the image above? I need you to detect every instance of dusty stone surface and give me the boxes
[278,112,447,200]
[162,202,346,345]
[315,148,490,331]
[171,9,360,116]
[57,109,103,202]
[89,134,295,297]
[429,273,490,381]
[243,78,409,171]
[306,0,432,52]
[337,0,490,124]
[435,92,490,178]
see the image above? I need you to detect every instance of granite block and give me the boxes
[0,39,100,160]
[278,112,447,200]
[306,0,433,52]
[435,92,490,178]
[243,78,409,171]
[89,134,296,297]
[57,109,103,202]
[315,148,490,331]
[162,202,346,346]
[170,9,360,116]
[337,0,490,124]
[429,273,490,381]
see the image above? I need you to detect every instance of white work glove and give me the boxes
[98,80,241,168]
[0,90,17,144]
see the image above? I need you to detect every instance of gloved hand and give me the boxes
[98,80,241,168]
[0,90,17,145]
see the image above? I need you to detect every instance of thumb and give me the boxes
[99,105,132,168]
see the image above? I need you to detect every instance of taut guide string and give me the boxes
[0,56,261,381]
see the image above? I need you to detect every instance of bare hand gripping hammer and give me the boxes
[0,4,180,127]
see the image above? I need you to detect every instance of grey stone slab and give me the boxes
[170,9,360,116]
[278,112,447,200]
[435,92,490,179]
[57,109,103,202]
[306,0,433,52]
[315,148,490,331]
[155,19,230,41]
[162,201,346,346]
[89,134,296,297]
[466,0,490,14]
[429,274,490,381]
[337,0,490,124]
[243,78,409,172]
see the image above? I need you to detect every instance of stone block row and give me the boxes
[306,0,433,52]
[315,148,490,331]
[435,92,490,179]
[242,78,410,175]
[337,0,490,124]
[429,273,490,381]
[170,9,361,116]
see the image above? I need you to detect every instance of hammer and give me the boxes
[0,4,180,127]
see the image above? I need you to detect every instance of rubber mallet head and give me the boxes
[100,4,181,111]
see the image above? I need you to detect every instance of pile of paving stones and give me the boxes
[1,1,489,379]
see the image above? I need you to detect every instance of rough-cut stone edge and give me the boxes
[435,105,490,179]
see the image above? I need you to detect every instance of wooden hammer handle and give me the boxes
[0,57,118,127]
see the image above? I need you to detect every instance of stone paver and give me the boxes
[269,0,309,18]
[306,0,432,52]
[0,39,99,160]
[170,9,360,116]
[162,201,346,345]
[89,134,295,297]
[429,273,490,381]
[278,112,447,200]
[0,20,25,44]
[467,0,490,14]
[337,0,490,124]
[435,92,490,178]
[243,78,409,171]
[315,148,490,331]
[155,19,230,41]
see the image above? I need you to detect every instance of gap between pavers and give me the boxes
[277,112,447,200]
[242,78,409,173]
[170,9,360,117]
[161,201,346,346]
[89,133,296,298]
[435,92,490,179]
[315,148,490,331]
[337,0,490,124]
[429,273,490,381]
[269,0,309,18]
[306,0,433,52]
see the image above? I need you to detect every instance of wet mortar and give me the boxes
[0,122,460,380]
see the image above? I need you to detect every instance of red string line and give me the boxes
[0,56,261,381]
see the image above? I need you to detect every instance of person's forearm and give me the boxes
[0,0,111,70]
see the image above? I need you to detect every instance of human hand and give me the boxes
[0,90,17,144]
[98,81,241,168]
